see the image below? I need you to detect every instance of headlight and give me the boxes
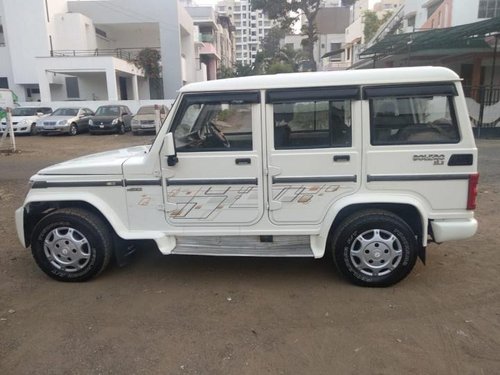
[18,119,30,126]
[89,119,93,125]
[111,118,119,125]
[57,119,68,125]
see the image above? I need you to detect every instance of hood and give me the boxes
[133,114,155,121]
[38,145,149,175]
[40,115,75,123]
[1,115,38,124]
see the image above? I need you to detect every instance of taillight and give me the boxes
[467,173,479,210]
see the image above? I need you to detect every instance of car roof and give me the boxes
[180,66,460,93]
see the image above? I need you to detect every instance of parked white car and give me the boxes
[36,107,95,136]
[15,67,478,287]
[0,107,52,135]
[131,105,169,135]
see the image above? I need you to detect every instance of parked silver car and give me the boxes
[36,107,95,135]
[131,105,169,135]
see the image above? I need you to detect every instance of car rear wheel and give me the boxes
[30,123,37,135]
[331,209,418,287]
[118,123,125,134]
[31,208,113,282]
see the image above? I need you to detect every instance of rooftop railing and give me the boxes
[50,47,161,61]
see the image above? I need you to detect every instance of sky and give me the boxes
[187,0,377,7]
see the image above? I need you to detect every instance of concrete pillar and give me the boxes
[472,57,483,102]
[132,75,139,100]
[105,68,119,101]
[38,71,52,102]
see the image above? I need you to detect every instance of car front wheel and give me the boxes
[69,123,78,136]
[331,209,418,287]
[31,208,113,282]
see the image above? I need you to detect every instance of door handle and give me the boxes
[235,158,251,165]
[333,155,350,162]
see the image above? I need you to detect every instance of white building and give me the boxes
[0,0,199,102]
[344,0,404,67]
[185,6,235,80]
[216,0,275,66]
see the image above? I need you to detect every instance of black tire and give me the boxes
[331,209,418,287]
[31,208,113,282]
[30,123,38,135]
[69,123,78,136]
[118,123,125,134]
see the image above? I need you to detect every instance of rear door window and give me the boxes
[367,84,460,145]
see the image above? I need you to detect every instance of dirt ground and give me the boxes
[1,133,499,374]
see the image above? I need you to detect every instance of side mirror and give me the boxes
[165,132,178,166]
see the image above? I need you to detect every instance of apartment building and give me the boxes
[0,0,199,102]
[185,6,235,80]
[216,0,275,66]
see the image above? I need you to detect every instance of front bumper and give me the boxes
[0,124,32,134]
[15,207,26,248]
[430,218,478,243]
[89,124,119,133]
[37,124,71,133]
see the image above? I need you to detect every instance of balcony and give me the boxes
[50,47,160,61]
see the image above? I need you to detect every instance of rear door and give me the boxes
[160,91,265,226]
[364,83,477,211]
[265,87,362,225]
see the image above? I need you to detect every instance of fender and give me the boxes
[310,192,430,258]
[21,190,164,244]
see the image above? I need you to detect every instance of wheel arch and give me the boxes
[312,195,428,258]
[22,198,127,248]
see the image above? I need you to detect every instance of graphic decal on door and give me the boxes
[167,185,258,220]
[272,184,340,204]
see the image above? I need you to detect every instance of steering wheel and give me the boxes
[208,122,230,148]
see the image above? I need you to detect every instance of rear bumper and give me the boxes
[430,218,478,243]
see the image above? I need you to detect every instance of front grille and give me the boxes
[44,121,56,126]
[140,120,155,125]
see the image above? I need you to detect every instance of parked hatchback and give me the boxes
[36,107,94,136]
[131,105,169,135]
[0,107,52,135]
[89,105,133,134]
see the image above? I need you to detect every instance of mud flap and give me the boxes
[418,246,426,265]
[112,235,136,267]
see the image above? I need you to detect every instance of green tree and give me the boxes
[217,65,236,79]
[267,63,294,74]
[363,10,393,43]
[251,0,322,71]
[133,48,161,78]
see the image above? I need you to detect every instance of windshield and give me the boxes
[95,106,120,116]
[12,108,38,116]
[52,108,79,116]
[137,106,155,115]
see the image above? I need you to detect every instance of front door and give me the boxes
[160,91,264,226]
[265,87,362,224]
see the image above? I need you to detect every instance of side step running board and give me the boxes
[172,236,314,257]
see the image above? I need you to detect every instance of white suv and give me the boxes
[15,67,478,286]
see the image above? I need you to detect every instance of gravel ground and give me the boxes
[0,134,499,374]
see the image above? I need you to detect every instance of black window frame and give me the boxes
[170,91,260,153]
[368,90,461,146]
[267,86,358,150]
